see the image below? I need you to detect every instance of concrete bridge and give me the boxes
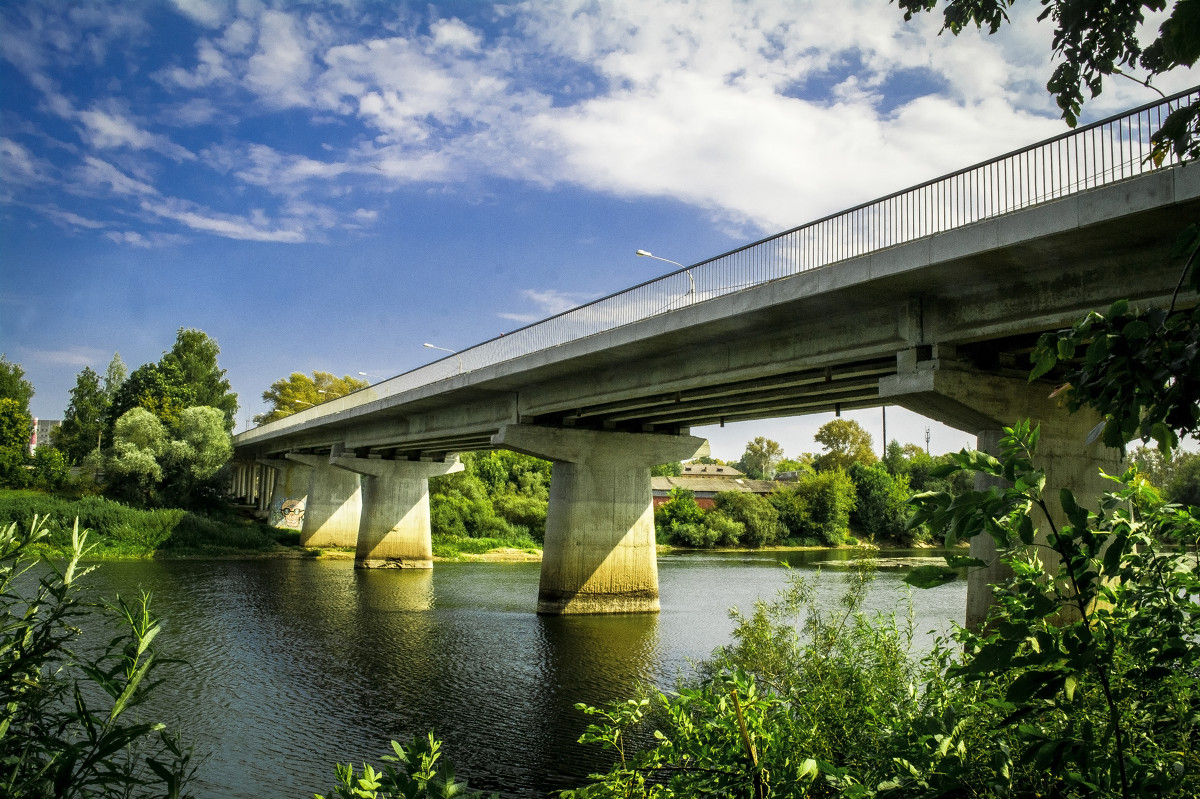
[233,90,1199,624]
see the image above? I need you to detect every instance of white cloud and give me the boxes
[244,9,317,108]
[77,106,196,161]
[0,137,49,187]
[169,0,229,29]
[142,196,306,242]
[104,230,188,247]
[76,156,157,197]
[498,288,595,322]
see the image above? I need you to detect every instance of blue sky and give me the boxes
[2,1,1192,461]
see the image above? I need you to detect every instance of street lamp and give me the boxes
[423,343,463,374]
[293,399,315,408]
[636,249,695,303]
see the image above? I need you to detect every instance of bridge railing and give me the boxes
[243,87,1198,441]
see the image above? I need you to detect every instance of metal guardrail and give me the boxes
[243,87,1199,442]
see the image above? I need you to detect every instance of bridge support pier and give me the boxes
[880,353,1120,630]
[258,458,311,531]
[332,456,463,569]
[494,425,709,615]
[286,454,362,548]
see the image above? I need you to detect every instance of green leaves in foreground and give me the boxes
[0,516,195,798]
[316,734,497,799]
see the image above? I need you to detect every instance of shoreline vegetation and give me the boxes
[0,488,937,564]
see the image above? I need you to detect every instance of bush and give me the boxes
[769,470,856,546]
[429,473,512,539]
[702,511,744,547]
[849,462,916,544]
[712,491,782,547]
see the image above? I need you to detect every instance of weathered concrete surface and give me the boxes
[879,358,1120,630]
[495,425,708,614]
[259,458,311,530]
[286,454,362,548]
[332,456,463,569]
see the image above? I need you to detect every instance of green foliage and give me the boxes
[53,366,109,464]
[0,517,194,797]
[655,486,714,546]
[0,354,35,414]
[158,328,237,432]
[813,419,877,473]
[737,436,784,479]
[650,461,683,477]
[713,491,783,548]
[770,470,857,546]
[107,329,238,441]
[0,490,285,557]
[31,447,70,491]
[896,0,1200,159]
[1166,450,1200,507]
[429,472,513,540]
[1031,299,1200,456]
[106,406,232,510]
[253,370,369,425]
[903,421,1200,797]
[0,397,33,489]
[849,463,916,544]
[565,557,922,798]
[316,733,496,799]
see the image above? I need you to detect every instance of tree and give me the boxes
[813,418,877,472]
[737,436,784,479]
[102,352,127,401]
[254,370,369,424]
[0,355,34,415]
[650,461,683,477]
[0,397,32,488]
[898,0,1200,160]
[848,462,914,543]
[31,446,69,490]
[160,328,238,431]
[107,408,168,504]
[1167,450,1200,506]
[53,366,108,464]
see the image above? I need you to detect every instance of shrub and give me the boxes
[702,510,744,547]
[712,491,782,547]
[849,462,916,544]
[0,517,194,797]
[770,470,855,546]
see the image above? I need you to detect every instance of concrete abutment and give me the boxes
[493,424,709,615]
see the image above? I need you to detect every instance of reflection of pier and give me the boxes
[232,91,1199,625]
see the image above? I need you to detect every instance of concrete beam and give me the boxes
[331,456,463,569]
[493,425,709,615]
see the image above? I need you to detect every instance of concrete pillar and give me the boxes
[492,425,709,615]
[331,456,463,569]
[287,454,362,548]
[259,458,312,531]
[880,356,1120,630]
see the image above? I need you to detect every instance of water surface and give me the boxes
[77,550,965,797]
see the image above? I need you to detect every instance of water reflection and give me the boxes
[68,552,964,798]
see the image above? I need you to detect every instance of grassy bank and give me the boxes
[0,490,300,558]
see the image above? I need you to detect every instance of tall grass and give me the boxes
[0,490,296,557]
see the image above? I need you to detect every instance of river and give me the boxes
[74,549,966,798]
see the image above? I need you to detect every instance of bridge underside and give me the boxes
[233,165,1200,616]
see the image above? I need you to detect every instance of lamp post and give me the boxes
[293,399,315,408]
[423,343,463,374]
[636,249,695,303]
